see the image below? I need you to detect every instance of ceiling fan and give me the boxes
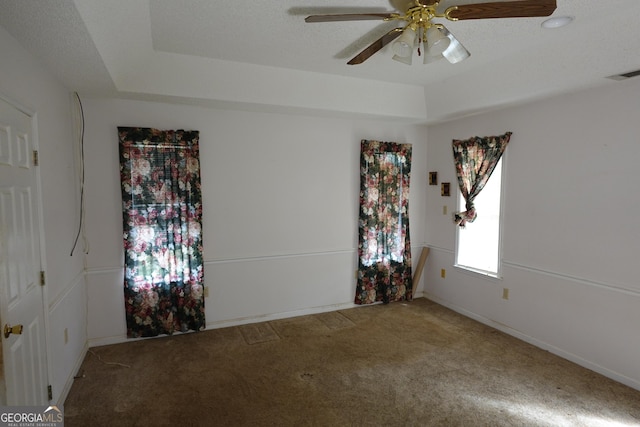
[305,0,557,65]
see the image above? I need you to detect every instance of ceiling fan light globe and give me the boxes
[442,43,470,64]
[423,52,444,64]
[426,27,450,56]
[429,37,450,56]
[392,41,413,58]
[439,26,470,64]
[392,54,413,65]
[392,28,416,58]
[424,43,445,64]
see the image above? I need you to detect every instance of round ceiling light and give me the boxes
[541,16,573,29]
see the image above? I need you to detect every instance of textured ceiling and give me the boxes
[1,0,640,123]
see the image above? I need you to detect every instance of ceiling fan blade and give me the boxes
[447,0,556,20]
[305,13,396,23]
[347,28,403,65]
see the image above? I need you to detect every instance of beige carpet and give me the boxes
[64,298,640,426]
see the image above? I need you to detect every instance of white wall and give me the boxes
[82,98,428,346]
[424,79,640,391]
[0,26,87,404]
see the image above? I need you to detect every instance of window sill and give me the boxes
[454,264,503,281]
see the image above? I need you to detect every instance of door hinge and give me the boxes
[40,271,46,286]
[47,385,53,401]
[33,150,39,166]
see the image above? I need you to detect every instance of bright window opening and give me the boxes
[455,158,503,276]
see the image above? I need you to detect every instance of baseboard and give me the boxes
[424,293,640,392]
[205,301,360,330]
[88,301,361,348]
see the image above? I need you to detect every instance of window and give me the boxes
[355,140,413,305]
[455,157,504,277]
[118,127,205,338]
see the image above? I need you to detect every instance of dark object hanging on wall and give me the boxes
[441,182,450,197]
[429,171,438,185]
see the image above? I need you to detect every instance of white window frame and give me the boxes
[454,154,507,279]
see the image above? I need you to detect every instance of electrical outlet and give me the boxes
[443,205,448,215]
[64,328,69,344]
[204,287,209,298]
[440,268,446,278]
[502,288,509,300]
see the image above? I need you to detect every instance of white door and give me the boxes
[0,96,48,405]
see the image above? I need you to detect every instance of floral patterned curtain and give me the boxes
[452,132,511,227]
[118,127,205,338]
[355,140,413,305]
